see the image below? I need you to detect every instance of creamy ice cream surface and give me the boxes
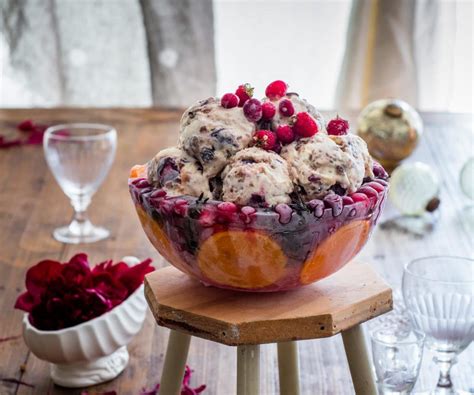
[281,133,373,199]
[179,97,255,178]
[221,147,293,206]
[147,147,212,199]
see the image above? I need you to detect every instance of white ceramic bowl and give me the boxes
[22,256,148,388]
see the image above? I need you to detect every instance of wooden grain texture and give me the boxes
[0,109,472,395]
[145,264,392,345]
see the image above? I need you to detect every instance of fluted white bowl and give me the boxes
[22,256,148,388]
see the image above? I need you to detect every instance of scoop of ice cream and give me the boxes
[221,147,293,206]
[263,93,326,133]
[281,133,373,199]
[147,147,212,199]
[179,97,255,177]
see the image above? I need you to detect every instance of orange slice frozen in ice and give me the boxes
[198,230,287,289]
[129,164,147,179]
[135,205,191,275]
[300,220,371,285]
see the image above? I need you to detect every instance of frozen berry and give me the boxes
[151,189,167,198]
[365,181,385,193]
[265,80,288,100]
[373,162,389,180]
[327,116,349,136]
[235,83,254,107]
[293,112,318,137]
[276,125,295,144]
[307,199,325,217]
[217,201,238,214]
[239,206,256,224]
[275,204,293,224]
[279,99,295,117]
[243,98,263,122]
[357,186,378,201]
[261,102,276,120]
[373,179,389,187]
[221,93,239,108]
[174,199,188,216]
[253,130,277,151]
[324,194,343,216]
[342,196,354,205]
[199,207,216,227]
[350,192,370,208]
[135,179,150,189]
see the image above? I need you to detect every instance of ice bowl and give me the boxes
[130,170,388,292]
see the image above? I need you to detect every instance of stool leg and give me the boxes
[341,324,377,395]
[159,330,191,395]
[277,341,300,395]
[237,345,260,395]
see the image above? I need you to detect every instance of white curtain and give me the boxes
[0,0,216,107]
[336,0,459,112]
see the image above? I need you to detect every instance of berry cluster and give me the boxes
[220,80,350,152]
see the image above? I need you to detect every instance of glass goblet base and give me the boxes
[53,219,109,244]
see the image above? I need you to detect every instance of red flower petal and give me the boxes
[117,259,154,294]
[25,259,63,298]
[17,119,35,131]
[14,291,36,312]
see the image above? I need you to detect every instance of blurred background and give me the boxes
[0,0,472,112]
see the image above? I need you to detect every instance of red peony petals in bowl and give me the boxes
[15,254,154,331]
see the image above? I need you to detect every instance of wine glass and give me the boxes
[43,123,117,244]
[402,256,474,394]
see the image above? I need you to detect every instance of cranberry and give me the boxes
[199,207,216,227]
[357,186,378,200]
[235,83,254,107]
[265,80,288,100]
[173,199,188,216]
[159,199,174,215]
[135,179,150,189]
[221,93,239,109]
[292,112,318,137]
[342,196,354,205]
[217,202,238,213]
[276,125,295,144]
[261,102,276,120]
[365,181,385,193]
[275,203,293,224]
[307,199,325,218]
[253,130,277,151]
[324,194,343,216]
[373,162,389,180]
[243,98,263,122]
[327,116,349,136]
[373,179,389,187]
[350,193,370,209]
[152,189,167,198]
[131,177,147,186]
[240,206,256,224]
[279,99,295,117]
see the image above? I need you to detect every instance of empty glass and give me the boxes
[371,326,425,395]
[402,256,474,394]
[43,123,117,244]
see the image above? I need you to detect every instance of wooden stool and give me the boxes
[144,262,392,395]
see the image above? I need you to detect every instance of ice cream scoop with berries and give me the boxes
[129,80,389,292]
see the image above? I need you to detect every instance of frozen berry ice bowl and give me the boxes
[129,168,388,292]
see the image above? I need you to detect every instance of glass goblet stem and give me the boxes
[69,195,93,235]
[434,351,457,390]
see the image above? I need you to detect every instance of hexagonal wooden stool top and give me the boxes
[144,262,392,346]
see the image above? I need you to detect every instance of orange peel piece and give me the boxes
[135,205,191,275]
[129,164,147,179]
[300,220,371,285]
[198,230,287,289]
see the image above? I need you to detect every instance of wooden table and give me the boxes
[0,109,472,395]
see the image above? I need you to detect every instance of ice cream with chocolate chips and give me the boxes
[147,147,212,199]
[221,147,293,206]
[281,133,373,199]
[179,97,255,178]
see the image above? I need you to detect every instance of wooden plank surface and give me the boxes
[0,109,472,394]
[145,264,392,345]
